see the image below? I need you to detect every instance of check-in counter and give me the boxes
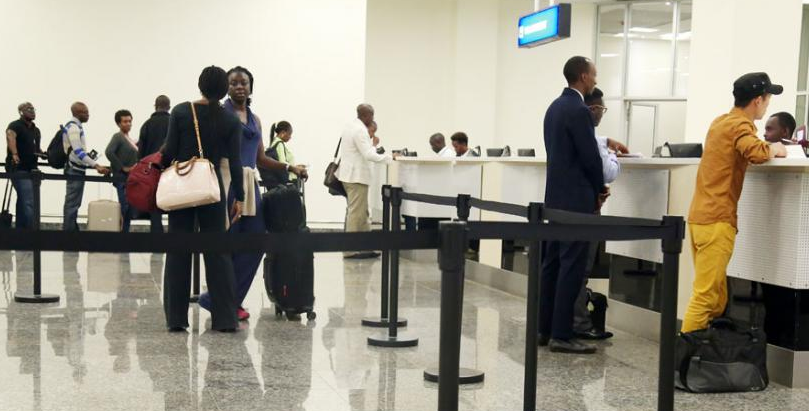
[374,156,809,387]
[387,157,485,220]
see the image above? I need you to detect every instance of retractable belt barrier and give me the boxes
[0,172,684,411]
[373,185,684,411]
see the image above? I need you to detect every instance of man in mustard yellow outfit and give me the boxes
[682,73,787,333]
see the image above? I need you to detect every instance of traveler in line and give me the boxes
[160,66,244,332]
[571,87,627,341]
[450,132,470,157]
[337,104,392,259]
[540,56,604,354]
[5,102,42,229]
[105,110,139,232]
[763,112,797,144]
[682,73,787,333]
[430,132,456,158]
[138,95,172,233]
[63,102,110,232]
[267,121,299,183]
[197,66,306,322]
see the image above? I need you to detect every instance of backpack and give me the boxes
[46,122,75,169]
[675,318,768,393]
[259,138,290,189]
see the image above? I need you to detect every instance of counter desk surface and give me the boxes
[383,156,809,289]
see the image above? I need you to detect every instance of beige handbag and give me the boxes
[156,103,221,211]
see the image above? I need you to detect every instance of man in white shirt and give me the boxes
[572,87,627,340]
[450,132,470,157]
[336,104,392,259]
[585,88,624,184]
[430,133,456,158]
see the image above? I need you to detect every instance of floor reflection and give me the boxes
[0,251,808,410]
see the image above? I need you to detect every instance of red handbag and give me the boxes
[126,152,163,213]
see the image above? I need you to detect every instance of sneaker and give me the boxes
[237,307,250,321]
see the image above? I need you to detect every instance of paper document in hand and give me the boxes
[618,153,644,158]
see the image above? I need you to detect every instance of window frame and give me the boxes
[594,0,691,147]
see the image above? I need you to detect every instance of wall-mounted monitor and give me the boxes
[518,3,571,48]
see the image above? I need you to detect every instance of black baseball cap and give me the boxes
[733,72,783,100]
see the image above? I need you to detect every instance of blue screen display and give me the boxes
[518,5,561,47]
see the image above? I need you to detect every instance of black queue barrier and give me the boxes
[0,168,204,304]
[398,190,533,385]
[362,185,406,328]
[367,187,419,347]
[434,213,684,411]
[0,170,685,411]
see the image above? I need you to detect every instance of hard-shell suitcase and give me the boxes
[87,200,121,231]
[263,237,315,321]
[262,180,314,320]
[262,181,305,233]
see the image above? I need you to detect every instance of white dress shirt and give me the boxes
[334,118,391,185]
[596,135,620,184]
[437,146,456,158]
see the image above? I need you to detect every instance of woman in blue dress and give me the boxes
[199,66,307,320]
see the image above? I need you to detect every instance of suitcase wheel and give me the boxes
[275,307,283,317]
[306,311,317,320]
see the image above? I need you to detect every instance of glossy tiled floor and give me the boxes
[1,251,808,411]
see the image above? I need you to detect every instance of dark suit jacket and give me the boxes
[543,88,605,213]
[137,111,170,158]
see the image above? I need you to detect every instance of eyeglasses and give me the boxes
[589,105,608,113]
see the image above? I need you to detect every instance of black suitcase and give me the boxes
[263,241,315,321]
[675,318,768,393]
[262,181,305,233]
[261,180,315,320]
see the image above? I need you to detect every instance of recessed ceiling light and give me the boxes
[630,27,659,33]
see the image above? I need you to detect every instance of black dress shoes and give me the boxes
[574,328,614,340]
[548,338,597,354]
[538,334,550,347]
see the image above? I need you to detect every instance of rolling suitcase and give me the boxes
[262,180,315,320]
[87,200,121,231]
[263,236,315,320]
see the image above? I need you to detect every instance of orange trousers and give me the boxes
[681,222,736,333]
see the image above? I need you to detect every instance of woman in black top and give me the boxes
[160,66,244,332]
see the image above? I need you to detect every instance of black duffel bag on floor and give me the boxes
[675,318,768,393]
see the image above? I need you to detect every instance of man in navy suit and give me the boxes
[539,56,606,354]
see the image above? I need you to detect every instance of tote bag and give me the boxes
[156,103,221,211]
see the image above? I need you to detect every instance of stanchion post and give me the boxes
[363,185,405,328]
[14,170,60,304]
[455,194,471,222]
[190,252,200,302]
[523,202,544,411]
[368,186,417,347]
[381,185,391,320]
[658,216,684,411]
[436,221,467,411]
[424,195,484,384]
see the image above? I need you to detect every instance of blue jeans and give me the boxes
[11,173,34,229]
[63,165,86,231]
[113,180,133,232]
